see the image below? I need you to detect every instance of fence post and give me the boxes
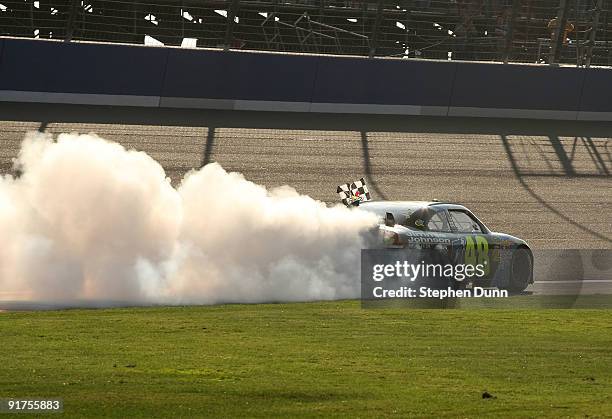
[548,0,570,64]
[585,0,603,67]
[64,0,79,42]
[503,0,520,64]
[369,0,384,58]
[224,0,240,51]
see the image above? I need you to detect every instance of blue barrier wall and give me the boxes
[0,39,168,96]
[450,62,584,111]
[579,68,612,114]
[162,49,317,102]
[312,56,455,106]
[1,38,611,120]
[0,39,5,70]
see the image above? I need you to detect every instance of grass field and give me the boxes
[1,302,611,417]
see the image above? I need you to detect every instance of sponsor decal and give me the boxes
[403,232,451,245]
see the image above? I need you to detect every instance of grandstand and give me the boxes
[0,0,611,65]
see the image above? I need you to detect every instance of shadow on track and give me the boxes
[360,131,388,201]
[5,102,612,138]
[202,125,215,167]
[500,134,611,244]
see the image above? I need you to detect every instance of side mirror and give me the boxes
[385,212,396,227]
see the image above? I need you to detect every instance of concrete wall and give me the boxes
[1,37,611,120]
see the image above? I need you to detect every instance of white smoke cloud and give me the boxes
[0,132,378,306]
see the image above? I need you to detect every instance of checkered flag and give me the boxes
[337,178,372,207]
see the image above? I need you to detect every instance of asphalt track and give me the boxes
[0,102,610,301]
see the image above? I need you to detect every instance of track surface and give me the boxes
[0,103,610,251]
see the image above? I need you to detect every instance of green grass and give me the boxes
[1,302,612,417]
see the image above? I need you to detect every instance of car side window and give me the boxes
[427,212,448,231]
[449,210,482,233]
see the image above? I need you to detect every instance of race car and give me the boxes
[337,179,533,292]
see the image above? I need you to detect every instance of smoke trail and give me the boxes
[0,133,378,306]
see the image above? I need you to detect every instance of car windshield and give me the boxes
[449,210,482,233]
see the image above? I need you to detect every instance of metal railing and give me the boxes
[1,0,611,66]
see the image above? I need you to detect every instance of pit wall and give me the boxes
[1,37,610,120]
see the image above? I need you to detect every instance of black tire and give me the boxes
[508,248,532,292]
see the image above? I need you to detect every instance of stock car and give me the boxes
[357,200,534,292]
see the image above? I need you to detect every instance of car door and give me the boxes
[446,209,497,280]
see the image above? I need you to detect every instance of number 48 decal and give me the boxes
[465,235,490,276]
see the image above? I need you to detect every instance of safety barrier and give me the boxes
[1,38,611,120]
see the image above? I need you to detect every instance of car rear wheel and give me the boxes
[508,248,532,292]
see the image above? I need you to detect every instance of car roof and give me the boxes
[359,201,469,212]
[358,201,490,234]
